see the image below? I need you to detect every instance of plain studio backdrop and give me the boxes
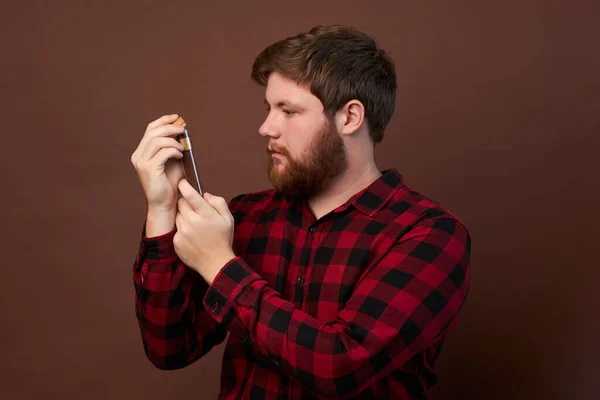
[1,1,598,399]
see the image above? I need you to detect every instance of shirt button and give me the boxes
[297,276,305,285]
[309,227,316,233]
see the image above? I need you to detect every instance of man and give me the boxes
[130,25,471,399]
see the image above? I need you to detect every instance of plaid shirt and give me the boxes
[132,169,471,399]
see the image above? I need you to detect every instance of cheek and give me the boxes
[283,116,321,157]
[287,135,312,160]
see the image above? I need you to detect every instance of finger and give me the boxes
[177,196,196,220]
[134,125,185,165]
[178,179,208,212]
[148,147,183,169]
[146,123,185,139]
[146,114,179,131]
[175,210,184,231]
[141,137,185,162]
[204,192,234,223]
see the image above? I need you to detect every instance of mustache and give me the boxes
[267,145,290,156]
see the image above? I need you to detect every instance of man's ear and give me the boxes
[337,100,365,136]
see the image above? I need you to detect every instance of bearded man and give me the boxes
[130,24,471,400]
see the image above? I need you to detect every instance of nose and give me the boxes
[258,113,280,138]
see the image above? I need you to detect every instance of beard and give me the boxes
[266,117,347,200]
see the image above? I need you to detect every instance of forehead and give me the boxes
[265,72,323,109]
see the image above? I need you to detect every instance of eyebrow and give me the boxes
[264,98,304,110]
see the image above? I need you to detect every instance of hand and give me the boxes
[173,179,236,283]
[130,114,186,212]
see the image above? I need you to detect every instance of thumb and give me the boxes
[204,193,233,222]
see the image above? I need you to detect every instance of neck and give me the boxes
[307,158,382,220]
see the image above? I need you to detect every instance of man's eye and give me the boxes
[283,109,296,116]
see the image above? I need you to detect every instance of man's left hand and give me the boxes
[173,179,236,284]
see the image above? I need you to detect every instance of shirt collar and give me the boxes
[287,169,404,217]
[344,168,405,216]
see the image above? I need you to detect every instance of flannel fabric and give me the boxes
[132,169,471,399]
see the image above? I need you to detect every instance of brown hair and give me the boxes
[251,24,396,144]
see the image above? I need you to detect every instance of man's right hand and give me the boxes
[131,114,186,213]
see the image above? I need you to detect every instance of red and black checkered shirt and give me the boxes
[132,169,471,399]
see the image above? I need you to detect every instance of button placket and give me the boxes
[294,272,305,303]
[296,225,315,306]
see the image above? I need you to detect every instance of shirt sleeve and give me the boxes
[132,223,228,370]
[202,215,471,398]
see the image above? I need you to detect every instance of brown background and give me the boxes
[1,1,598,399]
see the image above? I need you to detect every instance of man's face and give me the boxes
[259,72,347,199]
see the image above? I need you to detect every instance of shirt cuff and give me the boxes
[140,220,178,262]
[202,257,261,324]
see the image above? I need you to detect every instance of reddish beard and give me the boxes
[266,117,347,199]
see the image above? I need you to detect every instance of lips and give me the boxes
[268,145,285,155]
[269,149,286,163]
